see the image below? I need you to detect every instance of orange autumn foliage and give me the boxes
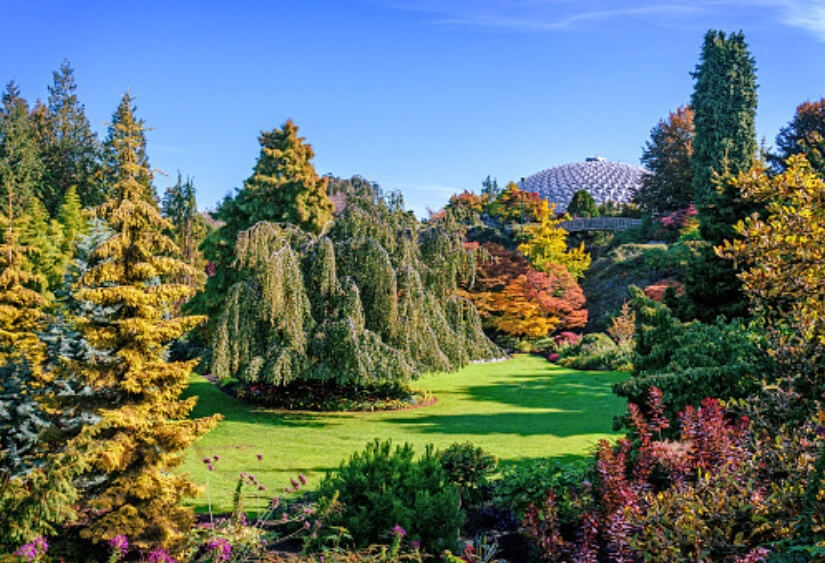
[462,243,587,338]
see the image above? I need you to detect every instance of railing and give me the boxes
[559,217,642,232]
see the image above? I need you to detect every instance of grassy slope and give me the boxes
[181,355,627,512]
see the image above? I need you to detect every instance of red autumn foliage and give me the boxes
[643,279,685,302]
[461,243,587,338]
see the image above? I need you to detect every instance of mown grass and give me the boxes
[181,354,627,512]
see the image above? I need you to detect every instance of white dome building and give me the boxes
[520,156,646,212]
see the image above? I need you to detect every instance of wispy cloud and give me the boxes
[380,0,825,40]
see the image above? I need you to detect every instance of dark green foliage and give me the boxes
[683,241,748,322]
[613,288,769,431]
[0,360,49,479]
[0,81,41,222]
[557,332,633,371]
[567,189,599,218]
[439,442,497,509]
[212,180,499,392]
[38,60,103,212]
[319,439,463,554]
[690,30,757,245]
[494,459,590,521]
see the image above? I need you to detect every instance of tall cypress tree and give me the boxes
[686,30,757,321]
[39,60,104,213]
[70,95,218,549]
[690,30,757,245]
[102,92,156,204]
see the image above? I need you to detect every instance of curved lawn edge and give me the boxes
[181,354,628,512]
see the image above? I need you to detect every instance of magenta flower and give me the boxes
[271,496,280,508]
[258,485,266,491]
[213,454,220,461]
[108,534,129,558]
[14,536,48,562]
[205,537,232,563]
[257,453,263,461]
[207,463,214,471]
[392,524,406,537]
[411,540,421,550]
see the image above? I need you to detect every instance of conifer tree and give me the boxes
[685,30,757,321]
[102,92,156,203]
[70,95,219,549]
[690,30,757,245]
[161,173,207,287]
[0,82,41,222]
[567,189,600,218]
[195,120,334,323]
[39,60,104,213]
[57,185,87,256]
[518,200,591,279]
[21,197,64,293]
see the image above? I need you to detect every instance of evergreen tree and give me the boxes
[39,60,104,213]
[102,92,156,203]
[161,173,207,287]
[0,82,41,222]
[686,30,757,321]
[771,98,825,176]
[70,95,218,549]
[21,197,64,293]
[690,30,757,245]
[194,120,334,323]
[567,189,600,218]
[57,185,87,257]
[636,105,695,214]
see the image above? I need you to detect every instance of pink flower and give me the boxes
[392,525,406,537]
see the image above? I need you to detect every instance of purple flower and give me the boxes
[205,537,232,563]
[392,525,406,537]
[298,473,307,485]
[202,457,210,464]
[411,540,421,550]
[290,477,299,489]
[304,520,311,529]
[213,454,219,461]
[14,536,48,562]
[271,497,280,509]
[207,463,214,471]
[108,535,129,557]
[147,548,177,563]
[257,453,263,461]
[258,485,266,491]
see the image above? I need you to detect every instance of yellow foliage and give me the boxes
[517,200,591,279]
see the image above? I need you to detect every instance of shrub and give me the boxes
[319,440,463,554]
[439,442,497,509]
[494,459,590,521]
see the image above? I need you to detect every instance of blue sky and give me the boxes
[2,1,824,217]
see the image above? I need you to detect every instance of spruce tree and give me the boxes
[161,173,207,287]
[21,197,64,293]
[39,60,104,213]
[70,95,219,549]
[102,92,156,203]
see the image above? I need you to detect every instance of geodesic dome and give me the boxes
[520,156,646,213]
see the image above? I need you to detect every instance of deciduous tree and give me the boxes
[518,200,591,279]
[771,98,825,176]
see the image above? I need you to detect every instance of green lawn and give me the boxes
[181,354,627,512]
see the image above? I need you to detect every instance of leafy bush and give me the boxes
[556,332,633,371]
[439,442,497,509]
[319,440,463,554]
[494,459,590,521]
[613,288,770,431]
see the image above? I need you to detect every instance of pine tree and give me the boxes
[39,60,104,213]
[0,82,42,222]
[102,92,156,203]
[636,105,694,214]
[70,95,219,549]
[690,30,757,245]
